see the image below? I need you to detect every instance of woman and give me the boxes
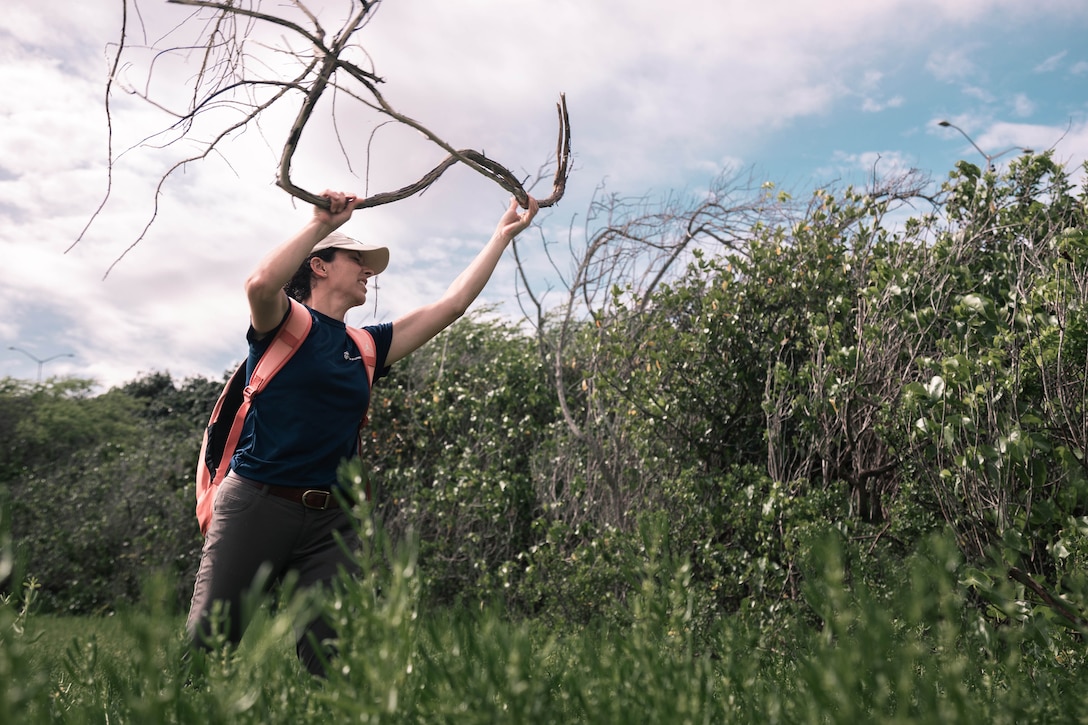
[186,189,539,676]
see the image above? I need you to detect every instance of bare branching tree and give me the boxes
[784,171,941,526]
[513,166,944,534]
[513,169,783,529]
[78,0,571,271]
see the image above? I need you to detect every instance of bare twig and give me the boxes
[70,0,129,253]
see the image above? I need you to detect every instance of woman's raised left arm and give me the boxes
[385,196,538,365]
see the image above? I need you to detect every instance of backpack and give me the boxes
[195,298,378,535]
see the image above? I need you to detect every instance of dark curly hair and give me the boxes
[284,248,338,302]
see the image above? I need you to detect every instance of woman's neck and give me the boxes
[304,291,349,322]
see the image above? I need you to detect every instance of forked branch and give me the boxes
[82,0,571,267]
[168,0,571,210]
[280,91,571,211]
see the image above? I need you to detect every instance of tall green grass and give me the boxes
[3,525,1086,723]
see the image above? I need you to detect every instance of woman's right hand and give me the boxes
[313,189,358,230]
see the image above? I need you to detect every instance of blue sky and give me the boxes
[2,0,1087,388]
[755,12,1088,190]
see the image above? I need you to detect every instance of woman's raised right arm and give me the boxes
[244,190,357,334]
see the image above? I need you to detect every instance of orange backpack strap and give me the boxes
[215,299,313,480]
[346,326,378,501]
[247,299,313,391]
[346,326,378,424]
[196,299,312,535]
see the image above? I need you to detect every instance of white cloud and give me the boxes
[1011,93,1037,118]
[862,96,906,113]
[926,48,980,84]
[991,118,1088,166]
[1035,51,1068,73]
[962,85,996,103]
[821,150,918,183]
[861,70,886,89]
[4,0,1088,388]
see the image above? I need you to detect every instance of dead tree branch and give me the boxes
[80,0,571,266]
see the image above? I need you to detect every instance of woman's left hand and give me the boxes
[497,196,539,241]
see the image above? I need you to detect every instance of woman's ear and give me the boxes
[309,255,328,278]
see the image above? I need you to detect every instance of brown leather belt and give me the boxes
[254,482,349,510]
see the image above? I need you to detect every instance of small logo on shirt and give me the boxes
[344,351,362,362]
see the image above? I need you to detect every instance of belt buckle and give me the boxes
[301,489,332,510]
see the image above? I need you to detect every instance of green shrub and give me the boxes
[5,517,1088,723]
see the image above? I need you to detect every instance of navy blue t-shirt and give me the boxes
[230,306,393,489]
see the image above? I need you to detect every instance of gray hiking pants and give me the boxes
[185,471,361,676]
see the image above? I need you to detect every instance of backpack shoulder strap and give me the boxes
[346,326,378,502]
[248,299,313,392]
[345,326,378,388]
[346,326,378,423]
[198,299,313,535]
[214,299,313,480]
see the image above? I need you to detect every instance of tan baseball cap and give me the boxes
[311,231,389,275]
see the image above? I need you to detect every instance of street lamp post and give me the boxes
[7,346,75,383]
[938,120,1032,172]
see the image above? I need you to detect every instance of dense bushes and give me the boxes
[2,157,1087,648]
[1,373,220,611]
[359,313,559,604]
